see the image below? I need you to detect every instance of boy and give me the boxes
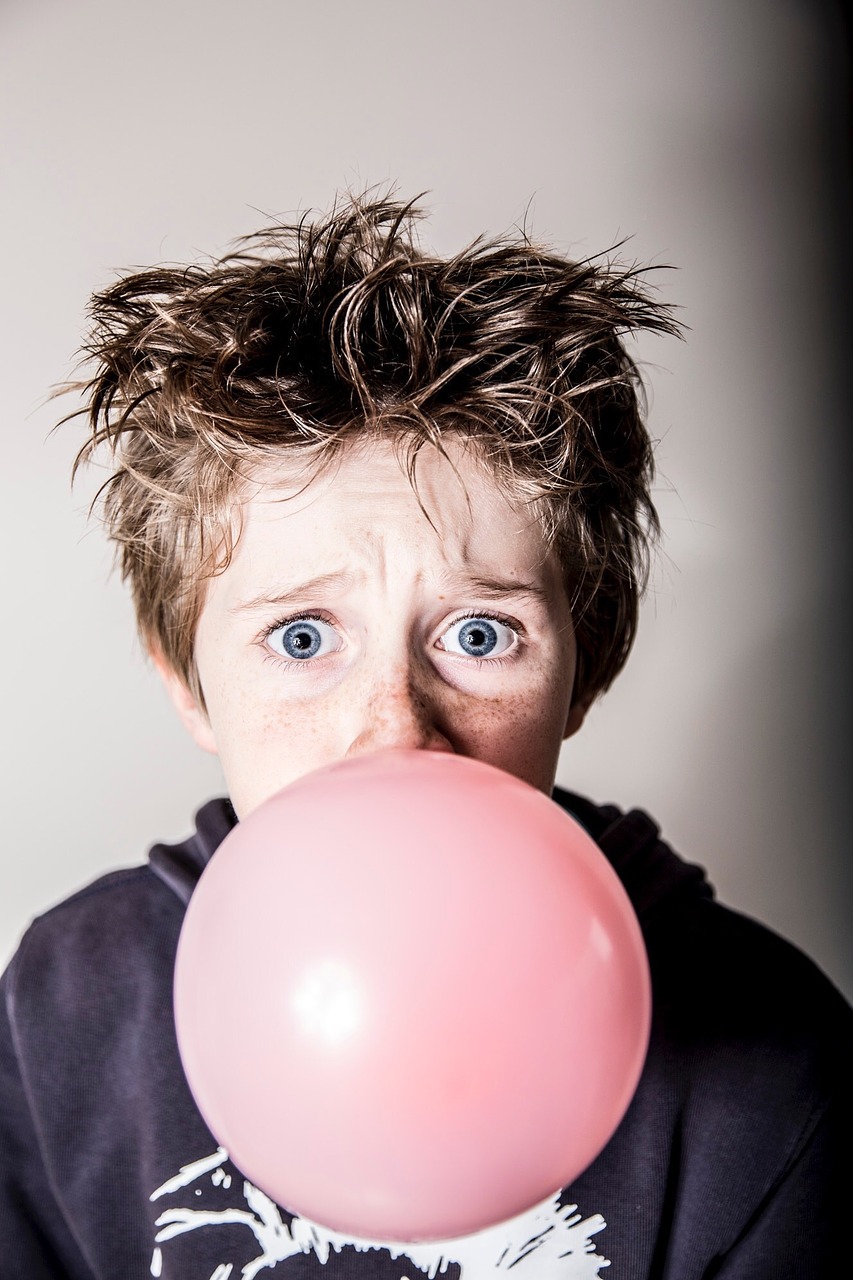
[1,195,850,1278]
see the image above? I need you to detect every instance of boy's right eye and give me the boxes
[265,616,340,662]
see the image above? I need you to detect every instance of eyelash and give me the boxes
[441,609,523,666]
[259,611,337,672]
[258,609,524,670]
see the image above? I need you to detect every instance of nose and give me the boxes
[345,662,454,760]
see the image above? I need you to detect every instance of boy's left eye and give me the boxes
[438,616,517,659]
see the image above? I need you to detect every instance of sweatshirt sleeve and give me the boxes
[0,964,95,1280]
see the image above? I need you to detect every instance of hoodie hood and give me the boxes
[148,786,712,929]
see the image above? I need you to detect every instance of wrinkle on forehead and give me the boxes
[228,436,559,600]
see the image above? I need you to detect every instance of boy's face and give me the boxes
[160,437,587,817]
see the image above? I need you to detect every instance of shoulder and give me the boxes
[557,788,853,1100]
[651,893,851,1044]
[4,864,182,1027]
[642,894,853,1187]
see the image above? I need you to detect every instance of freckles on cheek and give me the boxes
[457,672,573,787]
[249,691,334,765]
[461,690,553,752]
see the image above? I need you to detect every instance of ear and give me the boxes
[563,696,592,741]
[150,646,219,756]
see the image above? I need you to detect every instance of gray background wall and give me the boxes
[2,0,850,997]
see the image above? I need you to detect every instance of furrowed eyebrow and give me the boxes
[229,571,354,614]
[229,570,551,615]
[444,575,552,607]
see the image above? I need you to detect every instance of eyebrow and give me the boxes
[229,571,355,615]
[446,575,552,607]
[229,570,551,615]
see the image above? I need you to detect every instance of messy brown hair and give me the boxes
[71,193,679,707]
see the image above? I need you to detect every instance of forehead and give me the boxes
[226,437,557,586]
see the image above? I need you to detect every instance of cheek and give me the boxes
[217,684,349,814]
[453,684,569,775]
[457,641,575,778]
[231,693,314,765]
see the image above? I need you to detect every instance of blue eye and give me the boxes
[440,616,516,659]
[266,617,339,661]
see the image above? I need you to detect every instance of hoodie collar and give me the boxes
[149,788,712,926]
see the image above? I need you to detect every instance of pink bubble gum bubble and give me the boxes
[174,749,651,1243]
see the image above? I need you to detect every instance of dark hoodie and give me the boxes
[1,791,850,1278]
